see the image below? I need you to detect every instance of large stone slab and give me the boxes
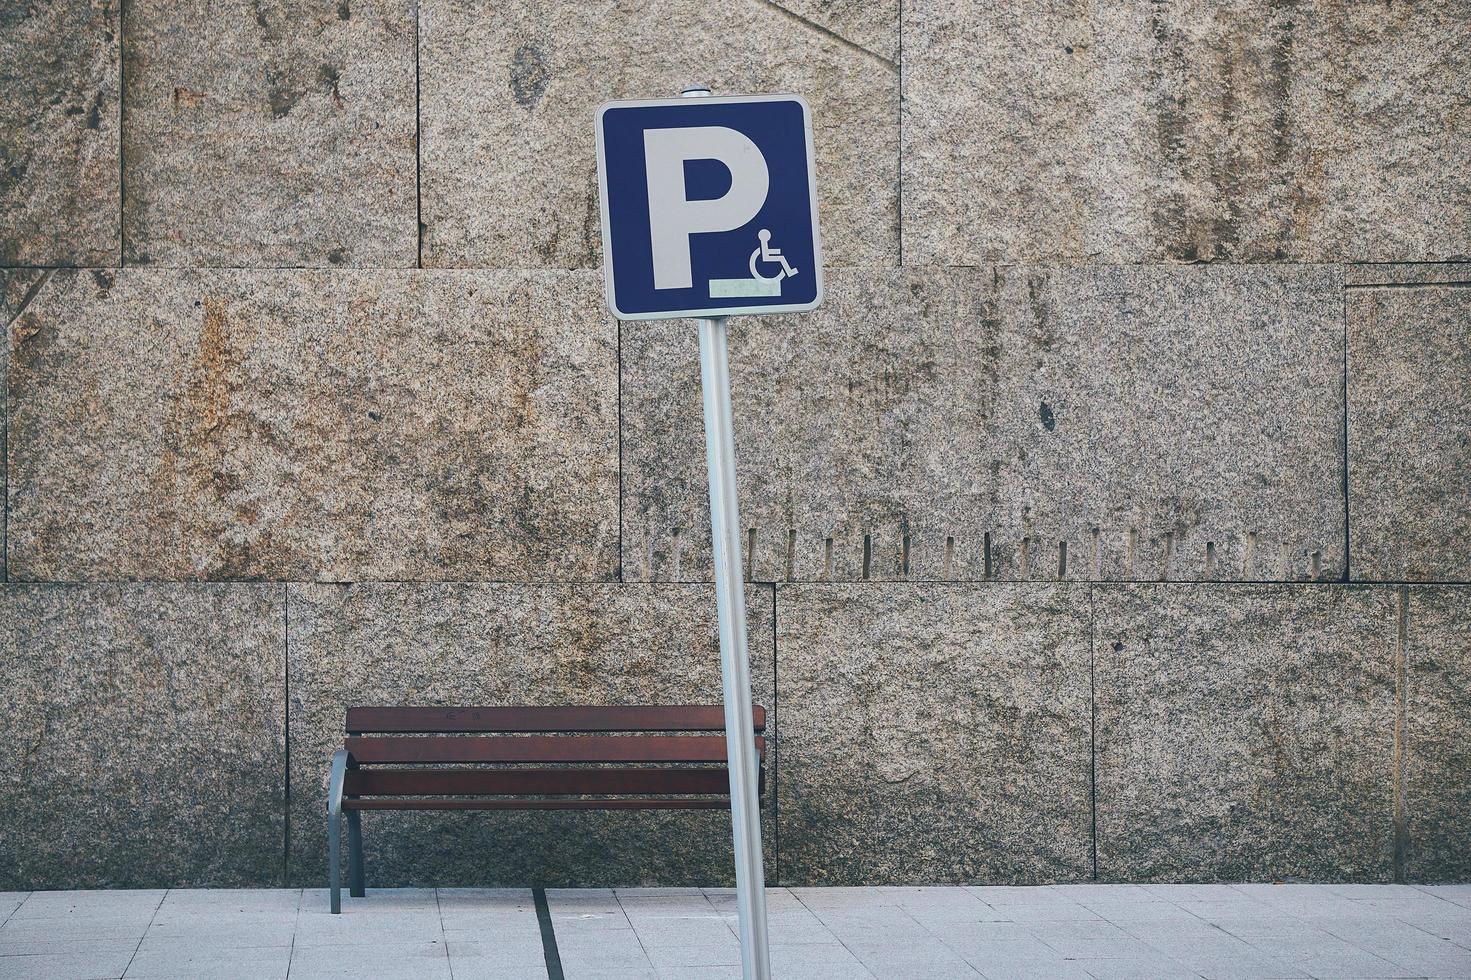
[1094,584,1398,882]
[775,583,1092,884]
[285,582,775,887]
[0,584,285,889]
[903,2,1471,265]
[1348,285,1471,581]
[418,0,898,269]
[1404,587,1471,882]
[0,0,120,266]
[622,265,1344,583]
[7,269,617,581]
[1,269,49,582]
[121,0,416,266]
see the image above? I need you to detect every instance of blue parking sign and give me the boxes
[595,94,824,320]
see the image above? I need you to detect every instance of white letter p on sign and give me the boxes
[643,126,769,290]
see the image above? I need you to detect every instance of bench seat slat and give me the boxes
[344,767,734,797]
[343,734,762,764]
[346,704,765,734]
[343,798,730,811]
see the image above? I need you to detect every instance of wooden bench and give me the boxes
[326,704,767,912]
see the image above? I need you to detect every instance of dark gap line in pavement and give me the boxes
[533,887,565,980]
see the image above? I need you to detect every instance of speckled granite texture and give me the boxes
[3,0,1469,889]
[1095,584,1398,882]
[903,1,1471,265]
[623,265,1345,583]
[775,583,1092,885]
[7,269,617,581]
[121,0,417,266]
[1404,587,1471,883]
[0,0,120,266]
[418,0,897,269]
[1349,285,1471,581]
[0,584,286,889]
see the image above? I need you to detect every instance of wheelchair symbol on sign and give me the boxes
[749,229,798,284]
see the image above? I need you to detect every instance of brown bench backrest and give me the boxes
[339,705,766,808]
[346,704,764,735]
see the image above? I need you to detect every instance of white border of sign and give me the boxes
[594,93,825,322]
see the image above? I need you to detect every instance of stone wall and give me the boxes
[1,0,1467,889]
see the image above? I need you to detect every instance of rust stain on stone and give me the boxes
[11,314,42,344]
[190,297,240,435]
[171,86,206,109]
[148,295,271,577]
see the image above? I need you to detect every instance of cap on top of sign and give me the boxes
[595,93,824,321]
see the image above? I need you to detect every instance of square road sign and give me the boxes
[595,94,824,321]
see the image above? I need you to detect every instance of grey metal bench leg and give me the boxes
[347,810,365,898]
[327,749,350,914]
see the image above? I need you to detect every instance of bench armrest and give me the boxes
[327,748,355,818]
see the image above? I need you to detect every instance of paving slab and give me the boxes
[555,929,655,973]
[1417,884,1471,910]
[419,0,896,269]
[445,938,548,969]
[1348,286,1471,580]
[123,943,291,978]
[137,915,298,948]
[287,941,453,979]
[0,587,285,890]
[153,890,301,916]
[8,891,167,919]
[643,942,740,969]
[903,2,1471,264]
[286,583,775,888]
[1095,584,1398,882]
[846,937,984,978]
[0,914,152,944]
[0,0,120,266]
[622,265,1345,583]
[777,583,1092,884]
[1082,957,1203,980]
[6,269,617,581]
[0,947,136,980]
[120,0,416,266]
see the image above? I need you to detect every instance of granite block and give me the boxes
[0,268,50,582]
[1348,285,1471,580]
[1343,264,1471,287]
[1403,586,1471,882]
[121,0,417,266]
[903,1,1471,264]
[6,268,617,581]
[1095,584,1398,882]
[419,0,898,269]
[776,582,1092,884]
[0,583,286,889]
[622,265,1344,582]
[285,582,776,887]
[0,0,120,266]
[768,0,898,63]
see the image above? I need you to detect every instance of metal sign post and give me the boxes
[699,315,771,980]
[684,84,770,980]
[594,82,822,980]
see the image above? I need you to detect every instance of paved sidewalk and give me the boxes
[1,884,1468,979]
